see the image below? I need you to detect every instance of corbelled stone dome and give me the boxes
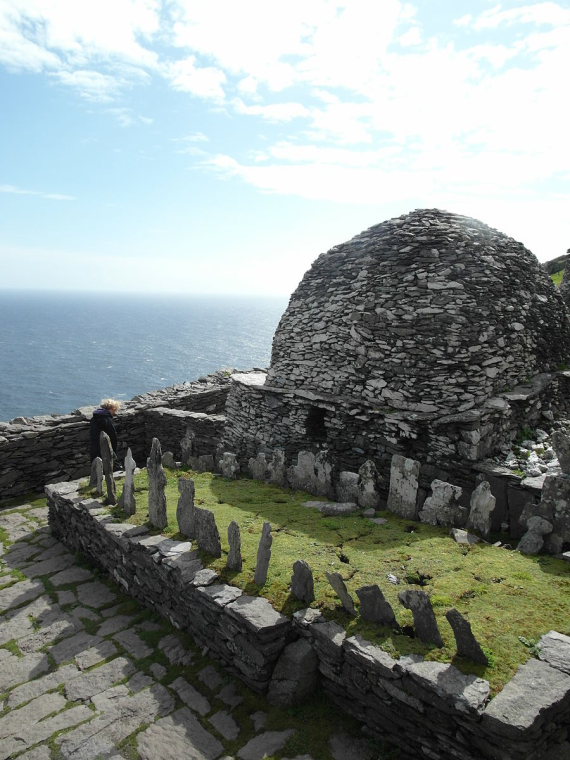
[266,209,570,414]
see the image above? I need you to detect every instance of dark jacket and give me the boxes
[89,408,118,460]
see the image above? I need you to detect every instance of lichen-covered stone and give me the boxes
[147,437,167,529]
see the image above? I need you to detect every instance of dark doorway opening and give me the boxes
[305,406,327,441]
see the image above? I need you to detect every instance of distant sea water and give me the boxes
[0,290,288,422]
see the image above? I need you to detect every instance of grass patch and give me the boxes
[551,269,564,286]
[99,469,570,693]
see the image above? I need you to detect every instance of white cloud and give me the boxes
[233,99,310,122]
[164,56,226,99]
[467,2,570,30]
[54,69,122,101]
[0,183,75,200]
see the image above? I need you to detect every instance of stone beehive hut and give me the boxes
[222,209,570,481]
[267,208,569,414]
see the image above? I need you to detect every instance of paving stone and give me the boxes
[75,639,119,670]
[50,567,95,587]
[198,665,224,691]
[97,614,135,636]
[70,605,101,623]
[136,619,162,632]
[60,684,175,760]
[22,553,75,578]
[4,542,40,564]
[0,692,67,738]
[150,663,167,681]
[251,711,267,731]
[100,603,123,618]
[65,656,136,701]
[0,578,45,610]
[32,542,70,562]
[169,676,211,716]
[0,705,92,760]
[237,730,295,760]
[18,614,78,653]
[0,650,50,691]
[209,710,240,740]
[91,684,130,712]
[76,581,117,609]
[219,682,244,708]
[7,663,81,708]
[127,672,155,692]
[137,706,224,760]
[58,589,77,606]
[16,746,52,760]
[26,507,50,521]
[113,628,153,659]
[50,632,103,664]
[0,606,35,644]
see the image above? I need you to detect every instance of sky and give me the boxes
[0,0,569,296]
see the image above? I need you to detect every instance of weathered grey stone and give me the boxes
[356,584,397,626]
[195,507,222,557]
[227,520,242,571]
[113,629,153,660]
[326,572,357,616]
[387,454,420,519]
[118,447,136,515]
[6,663,80,708]
[49,631,104,664]
[169,676,211,716]
[267,638,318,706]
[267,448,287,486]
[100,431,117,505]
[540,474,570,549]
[159,634,195,666]
[137,707,224,760]
[0,650,50,691]
[406,659,490,713]
[399,589,444,647]
[315,450,335,498]
[180,426,194,466]
[482,658,570,736]
[304,500,358,516]
[0,578,45,610]
[249,451,269,480]
[219,451,240,478]
[76,580,116,609]
[357,460,381,509]
[177,477,196,538]
[90,456,103,495]
[50,566,94,586]
[288,450,318,493]
[161,450,176,468]
[538,630,570,674]
[22,551,75,578]
[336,471,359,503]
[446,608,488,665]
[419,479,465,527]
[291,559,315,604]
[97,614,135,637]
[147,437,168,529]
[551,429,570,473]
[450,528,481,545]
[467,480,496,539]
[254,521,273,586]
[197,665,224,691]
[218,682,244,708]
[65,656,136,701]
[517,515,553,554]
[329,732,377,760]
[209,710,240,740]
[237,730,295,760]
[75,640,118,670]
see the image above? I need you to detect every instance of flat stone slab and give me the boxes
[113,628,153,659]
[406,660,490,714]
[50,631,103,664]
[0,705,92,760]
[170,676,211,716]
[97,614,136,636]
[198,665,224,691]
[65,656,136,701]
[137,706,224,760]
[304,501,358,516]
[209,710,240,740]
[21,553,75,578]
[76,580,117,608]
[539,630,570,675]
[50,566,95,587]
[227,594,290,635]
[330,733,377,760]
[7,663,81,708]
[75,639,119,670]
[237,730,295,760]
[159,634,195,666]
[0,650,50,691]
[0,578,45,609]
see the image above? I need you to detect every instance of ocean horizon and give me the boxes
[0,290,288,422]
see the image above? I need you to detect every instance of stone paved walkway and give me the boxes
[0,504,384,760]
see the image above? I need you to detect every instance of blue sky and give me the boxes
[1,0,568,295]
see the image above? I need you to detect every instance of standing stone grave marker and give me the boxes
[517,515,553,555]
[254,522,273,586]
[291,560,315,604]
[419,479,464,527]
[180,427,194,466]
[227,521,242,571]
[195,508,222,557]
[326,571,357,616]
[267,448,287,487]
[177,477,196,538]
[249,452,269,481]
[356,584,397,626]
[466,480,495,539]
[387,455,420,519]
[118,448,136,516]
[147,437,167,529]
[399,589,444,647]
[336,471,359,503]
[551,429,570,473]
[99,432,116,505]
[90,457,103,496]
[161,451,176,469]
[358,460,381,509]
[219,452,240,479]
[445,608,488,665]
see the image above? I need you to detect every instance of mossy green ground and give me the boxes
[104,468,570,695]
[551,269,564,286]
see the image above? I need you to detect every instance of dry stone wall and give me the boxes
[47,482,570,760]
[0,372,232,501]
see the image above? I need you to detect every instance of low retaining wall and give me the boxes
[0,372,232,501]
[47,481,570,760]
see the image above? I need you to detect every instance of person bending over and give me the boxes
[89,398,121,462]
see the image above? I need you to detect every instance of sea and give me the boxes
[0,290,288,422]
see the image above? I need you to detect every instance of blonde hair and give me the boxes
[100,398,121,413]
